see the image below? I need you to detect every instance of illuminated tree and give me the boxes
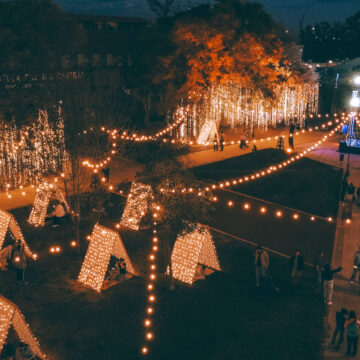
[151,0,318,141]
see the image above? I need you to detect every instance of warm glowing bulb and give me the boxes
[145,319,151,327]
[345,218,351,224]
[276,211,282,217]
[147,307,153,314]
[70,241,76,247]
[146,332,153,340]
[260,207,266,214]
[293,214,299,220]
[227,201,234,207]
[243,203,250,210]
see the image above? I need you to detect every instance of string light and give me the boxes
[78,224,137,292]
[81,128,119,172]
[174,85,319,144]
[0,295,46,358]
[178,120,345,193]
[0,109,67,190]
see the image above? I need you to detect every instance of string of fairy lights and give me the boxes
[141,209,159,355]
[2,112,358,197]
[0,111,358,357]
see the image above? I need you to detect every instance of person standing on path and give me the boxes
[331,308,348,351]
[290,249,304,284]
[213,136,218,151]
[254,245,279,293]
[347,182,355,202]
[345,310,360,357]
[322,264,342,305]
[220,133,224,151]
[12,240,28,285]
[102,166,110,182]
[288,134,294,149]
[350,246,360,284]
[314,250,325,286]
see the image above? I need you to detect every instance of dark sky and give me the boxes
[55,0,360,31]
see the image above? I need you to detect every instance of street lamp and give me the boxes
[354,75,360,86]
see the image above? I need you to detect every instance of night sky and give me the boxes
[54,0,360,31]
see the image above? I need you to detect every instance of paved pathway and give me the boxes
[307,141,360,359]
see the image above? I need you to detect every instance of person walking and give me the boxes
[12,240,28,285]
[345,310,360,357]
[220,133,224,151]
[288,134,294,149]
[350,246,360,284]
[252,144,257,152]
[254,245,279,293]
[239,132,248,149]
[213,136,218,151]
[314,250,325,286]
[102,166,110,182]
[331,308,348,351]
[289,122,295,134]
[347,182,355,201]
[290,249,304,284]
[322,264,342,305]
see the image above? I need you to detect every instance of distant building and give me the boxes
[66,14,147,33]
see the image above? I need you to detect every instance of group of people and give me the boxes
[254,246,342,305]
[341,178,360,204]
[331,308,360,357]
[213,133,225,152]
[45,200,67,228]
[104,255,127,286]
[213,132,257,153]
[1,342,39,360]
[0,239,28,285]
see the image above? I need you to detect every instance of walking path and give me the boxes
[307,141,360,359]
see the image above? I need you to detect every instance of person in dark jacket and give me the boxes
[322,264,342,305]
[290,249,304,284]
[220,133,224,151]
[331,308,348,350]
[345,310,360,357]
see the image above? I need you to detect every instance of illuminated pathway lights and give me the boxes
[142,211,160,355]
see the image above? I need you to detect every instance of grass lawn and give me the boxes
[191,149,341,264]
[1,200,325,360]
[193,149,342,217]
